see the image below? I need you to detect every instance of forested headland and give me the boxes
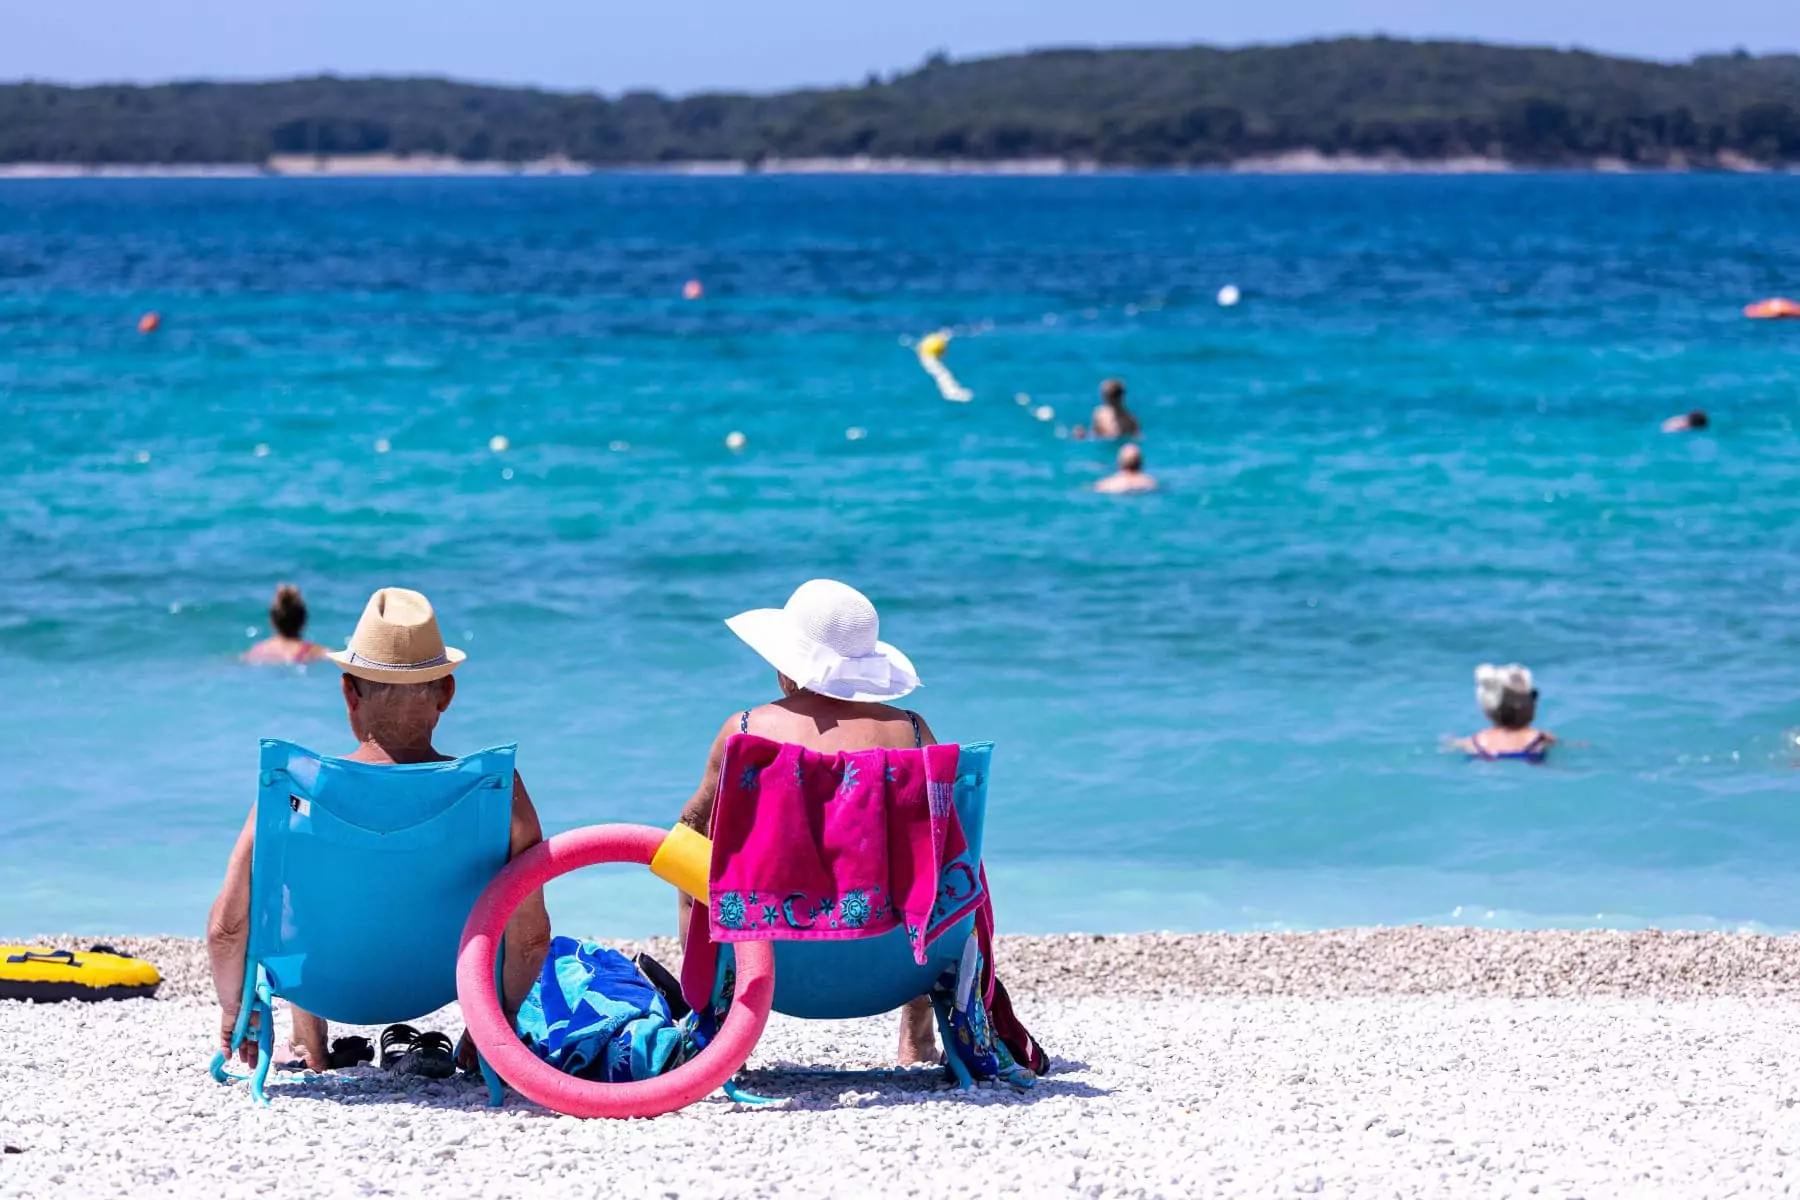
[4,38,1800,168]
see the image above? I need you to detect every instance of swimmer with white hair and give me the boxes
[1457,664,1555,763]
[1094,443,1157,494]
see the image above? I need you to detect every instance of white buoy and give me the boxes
[135,450,151,463]
[1217,284,1241,308]
[725,431,747,451]
[488,435,509,453]
[845,427,867,441]
[253,443,270,458]
[245,626,258,638]
[374,438,391,454]
[1014,392,1031,406]
[608,440,630,453]
[1033,405,1055,422]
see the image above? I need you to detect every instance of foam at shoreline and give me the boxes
[25,928,1800,1004]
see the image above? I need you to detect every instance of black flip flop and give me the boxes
[327,1036,374,1070]
[380,1024,456,1079]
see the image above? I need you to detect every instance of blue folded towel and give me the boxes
[513,937,688,1082]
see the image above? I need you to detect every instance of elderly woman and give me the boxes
[1460,663,1556,763]
[678,578,942,1065]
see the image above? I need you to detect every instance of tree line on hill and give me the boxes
[3,39,1799,168]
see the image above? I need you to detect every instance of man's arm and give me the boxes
[206,809,258,1064]
[500,773,553,1016]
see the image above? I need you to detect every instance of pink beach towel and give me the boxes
[706,734,980,965]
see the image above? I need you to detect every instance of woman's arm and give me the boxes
[676,717,737,944]
[500,773,553,1016]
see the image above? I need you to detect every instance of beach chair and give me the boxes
[458,742,997,1117]
[754,740,992,1081]
[210,739,516,1106]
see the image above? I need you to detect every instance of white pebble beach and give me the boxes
[5,929,1800,1198]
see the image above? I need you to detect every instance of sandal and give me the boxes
[379,1024,456,1080]
[327,1036,374,1070]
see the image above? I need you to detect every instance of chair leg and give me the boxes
[933,996,975,1091]
[478,1052,505,1108]
[722,1076,778,1106]
[477,935,507,1107]
[248,981,274,1106]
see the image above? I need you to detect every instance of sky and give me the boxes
[3,0,1795,94]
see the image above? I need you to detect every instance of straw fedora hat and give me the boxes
[726,579,919,703]
[327,587,465,684]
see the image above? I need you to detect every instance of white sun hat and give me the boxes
[725,579,920,702]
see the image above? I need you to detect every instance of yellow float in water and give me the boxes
[0,945,162,1002]
[915,329,972,402]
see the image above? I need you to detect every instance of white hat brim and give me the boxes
[725,608,919,703]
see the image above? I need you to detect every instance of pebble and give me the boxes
[7,930,1800,1197]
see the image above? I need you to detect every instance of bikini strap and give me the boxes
[739,709,750,734]
[906,710,922,748]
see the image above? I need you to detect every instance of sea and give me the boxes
[3,173,1800,939]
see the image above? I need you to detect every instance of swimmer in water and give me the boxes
[1662,409,1709,433]
[242,584,329,665]
[1094,443,1157,494]
[1456,663,1555,763]
[1074,378,1140,441]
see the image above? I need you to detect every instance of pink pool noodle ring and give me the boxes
[457,823,774,1118]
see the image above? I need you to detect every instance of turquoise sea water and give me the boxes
[4,174,1800,937]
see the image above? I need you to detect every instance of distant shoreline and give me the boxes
[2,150,1795,179]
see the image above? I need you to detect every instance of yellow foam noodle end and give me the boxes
[650,823,712,903]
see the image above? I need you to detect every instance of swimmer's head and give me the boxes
[1688,409,1709,429]
[270,584,308,639]
[1118,443,1144,473]
[1475,663,1537,729]
[1101,378,1126,407]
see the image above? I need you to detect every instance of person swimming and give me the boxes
[242,583,329,665]
[1094,442,1158,494]
[1074,378,1140,441]
[1458,663,1555,763]
[1662,409,1709,433]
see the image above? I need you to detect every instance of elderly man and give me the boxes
[206,587,551,1072]
[1095,443,1158,494]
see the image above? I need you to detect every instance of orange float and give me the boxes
[137,312,161,333]
[683,280,704,300]
[1745,298,1800,320]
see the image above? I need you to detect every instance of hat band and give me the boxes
[789,637,914,697]
[344,648,450,672]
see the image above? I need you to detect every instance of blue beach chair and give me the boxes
[209,739,516,1105]
[711,742,1000,1100]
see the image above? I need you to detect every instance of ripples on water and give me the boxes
[3,175,1799,935]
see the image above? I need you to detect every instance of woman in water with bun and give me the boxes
[1458,663,1555,763]
[242,584,328,665]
